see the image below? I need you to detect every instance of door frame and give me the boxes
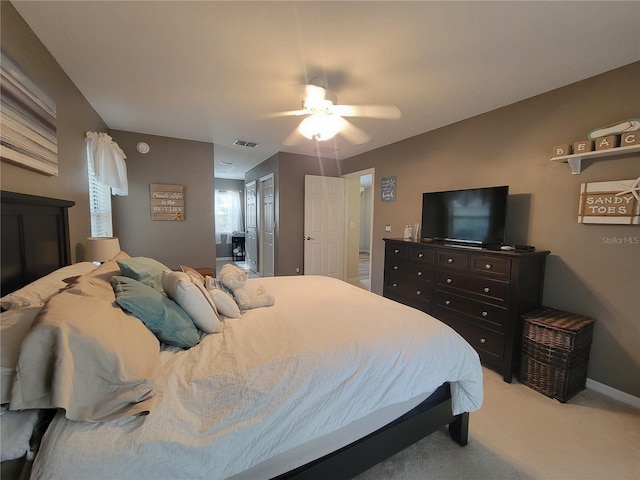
[342,168,375,291]
[258,173,275,277]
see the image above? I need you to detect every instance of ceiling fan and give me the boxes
[278,79,401,145]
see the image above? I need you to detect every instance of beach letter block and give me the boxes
[552,144,571,157]
[573,140,594,154]
[595,135,620,151]
[621,132,639,146]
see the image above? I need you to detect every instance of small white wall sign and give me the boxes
[150,183,185,221]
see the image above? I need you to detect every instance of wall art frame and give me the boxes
[0,50,58,176]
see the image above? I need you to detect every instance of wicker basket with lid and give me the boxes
[519,307,596,402]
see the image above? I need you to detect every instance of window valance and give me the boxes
[85,132,128,196]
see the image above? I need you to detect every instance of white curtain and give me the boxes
[215,190,243,244]
[85,132,128,196]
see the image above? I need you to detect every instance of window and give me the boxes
[215,189,243,244]
[88,160,113,237]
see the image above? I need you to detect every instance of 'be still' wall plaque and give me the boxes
[150,183,184,221]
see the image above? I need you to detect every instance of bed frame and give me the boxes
[0,190,470,480]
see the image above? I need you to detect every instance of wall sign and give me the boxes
[381,176,396,202]
[150,183,184,221]
[578,178,640,224]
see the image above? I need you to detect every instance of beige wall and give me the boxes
[245,152,340,276]
[0,1,108,262]
[341,62,640,396]
[109,130,215,270]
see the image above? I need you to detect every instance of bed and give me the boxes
[1,191,483,480]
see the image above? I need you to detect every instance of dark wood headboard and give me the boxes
[1,191,75,295]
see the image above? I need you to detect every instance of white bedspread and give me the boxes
[31,276,482,480]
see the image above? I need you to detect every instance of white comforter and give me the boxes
[32,276,483,480]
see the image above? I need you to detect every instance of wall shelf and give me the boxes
[550,144,640,175]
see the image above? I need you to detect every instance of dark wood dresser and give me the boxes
[383,238,549,382]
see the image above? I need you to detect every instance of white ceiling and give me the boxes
[11,1,640,180]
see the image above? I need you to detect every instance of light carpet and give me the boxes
[355,368,639,480]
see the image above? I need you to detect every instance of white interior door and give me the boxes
[259,174,275,277]
[304,175,346,278]
[244,181,258,273]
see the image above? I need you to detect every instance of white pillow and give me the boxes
[0,262,98,310]
[1,306,42,404]
[0,406,39,461]
[208,288,241,318]
[161,271,221,334]
[180,265,206,286]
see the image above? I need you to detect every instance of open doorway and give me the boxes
[343,169,374,290]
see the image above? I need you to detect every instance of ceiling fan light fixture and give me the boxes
[298,113,343,141]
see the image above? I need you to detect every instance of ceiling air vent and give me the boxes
[233,139,258,148]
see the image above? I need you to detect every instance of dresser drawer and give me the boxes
[469,255,512,279]
[409,246,435,265]
[387,262,433,284]
[385,242,408,261]
[437,271,509,303]
[434,289,507,328]
[385,274,432,304]
[436,250,468,271]
[438,313,504,360]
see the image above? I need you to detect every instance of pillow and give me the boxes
[161,271,221,333]
[112,276,200,348]
[208,287,241,318]
[1,307,41,404]
[0,262,98,310]
[116,257,170,291]
[0,406,39,461]
[10,283,159,422]
[180,265,206,286]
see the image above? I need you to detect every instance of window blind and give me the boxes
[88,161,113,237]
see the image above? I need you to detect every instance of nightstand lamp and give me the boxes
[86,237,121,264]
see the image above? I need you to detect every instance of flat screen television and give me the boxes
[421,185,509,246]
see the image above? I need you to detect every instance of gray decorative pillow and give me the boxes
[116,257,170,291]
[112,276,200,348]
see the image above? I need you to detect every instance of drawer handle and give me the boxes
[482,311,488,317]
[418,253,424,258]
[393,265,399,270]
[416,290,422,296]
[417,271,423,276]
[483,287,490,293]
[480,338,486,344]
[445,300,451,305]
[446,278,452,284]
[393,283,398,287]
[485,264,492,270]
[394,249,400,254]
[447,258,454,264]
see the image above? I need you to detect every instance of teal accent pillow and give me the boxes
[111,276,200,348]
[116,257,170,291]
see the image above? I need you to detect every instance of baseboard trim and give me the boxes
[586,378,640,409]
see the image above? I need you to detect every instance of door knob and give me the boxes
[305,236,315,240]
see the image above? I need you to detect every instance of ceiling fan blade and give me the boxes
[268,109,309,118]
[332,104,401,119]
[339,119,371,145]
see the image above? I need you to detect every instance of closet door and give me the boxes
[259,174,275,277]
[244,181,258,273]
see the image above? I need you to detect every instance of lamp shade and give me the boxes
[86,237,121,263]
